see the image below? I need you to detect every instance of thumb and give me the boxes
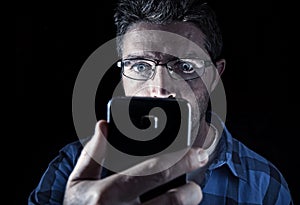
[69,120,108,180]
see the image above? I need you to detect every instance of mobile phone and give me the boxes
[105,96,192,202]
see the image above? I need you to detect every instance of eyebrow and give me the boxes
[124,53,158,59]
[180,52,202,58]
[124,52,204,60]
[124,54,144,59]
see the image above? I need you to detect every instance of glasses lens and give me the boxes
[122,59,155,80]
[167,59,208,80]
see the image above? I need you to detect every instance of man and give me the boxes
[29,0,294,204]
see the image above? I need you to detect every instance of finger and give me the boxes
[112,147,208,200]
[69,120,108,181]
[142,181,203,205]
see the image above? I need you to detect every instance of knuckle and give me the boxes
[144,158,173,184]
[189,181,202,196]
[184,149,197,170]
[166,191,185,205]
[97,188,112,205]
[154,168,172,184]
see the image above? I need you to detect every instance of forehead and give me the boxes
[122,22,209,59]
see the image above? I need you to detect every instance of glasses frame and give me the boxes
[117,57,213,81]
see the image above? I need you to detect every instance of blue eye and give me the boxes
[132,62,152,72]
[121,58,211,81]
[175,61,195,73]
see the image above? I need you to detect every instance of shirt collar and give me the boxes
[208,113,248,181]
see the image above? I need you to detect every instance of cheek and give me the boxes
[181,80,210,121]
[181,80,209,105]
[122,79,148,96]
[122,79,135,96]
[176,82,209,141]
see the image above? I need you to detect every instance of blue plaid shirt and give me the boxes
[28,120,294,205]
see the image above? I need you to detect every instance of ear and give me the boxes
[210,59,226,91]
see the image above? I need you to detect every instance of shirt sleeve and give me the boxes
[28,141,82,205]
[262,162,295,205]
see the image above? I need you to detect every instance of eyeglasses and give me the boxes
[117,58,213,81]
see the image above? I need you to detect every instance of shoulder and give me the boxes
[28,139,87,204]
[231,137,284,181]
[219,122,293,203]
[58,138,88,165]
[231,137,293,203]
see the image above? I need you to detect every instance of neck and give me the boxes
[192,117,219,156]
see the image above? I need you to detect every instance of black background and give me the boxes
[16,1,298,204]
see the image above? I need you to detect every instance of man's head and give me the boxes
[114,0,223,62]
[113,0,225,145]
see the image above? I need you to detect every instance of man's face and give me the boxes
[121,22,218,140]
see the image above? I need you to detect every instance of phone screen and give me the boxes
[105,96,192,202]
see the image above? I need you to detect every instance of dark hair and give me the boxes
[114,0,223,62]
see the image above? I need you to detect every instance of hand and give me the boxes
[63,120,209,205]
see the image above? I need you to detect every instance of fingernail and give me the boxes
[100,121,108,137]
[197,149,208,165]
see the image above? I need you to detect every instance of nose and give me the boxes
[150,66,176,98]
[150,86,176,98]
